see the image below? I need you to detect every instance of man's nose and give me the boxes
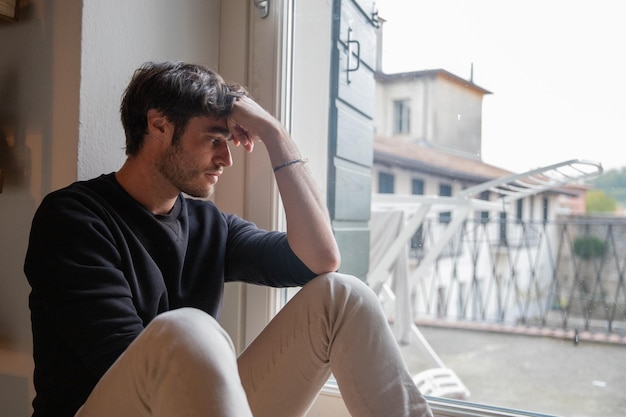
[216,142,233,167]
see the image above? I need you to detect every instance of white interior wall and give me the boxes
[0,1,246,415]
[78,0,223,180]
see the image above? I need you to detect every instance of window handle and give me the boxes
[347,28,360,84]
[253,0,269,18]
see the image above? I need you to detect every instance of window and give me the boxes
[478,190,490,223]
[393,99,410,134]
[283,1,626,416]
[412,178,424,195]
[411,178,425,254]
[439,183,452,223]
[498,211,507,246]
[378,172,395,193]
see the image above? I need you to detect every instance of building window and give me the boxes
[378,172,395,194]
[499,211,508,246]
[393,99,411,134]
[439,183,452,223]
[412,178,424,195]
[479,191,490,223]
[411,178,425,253]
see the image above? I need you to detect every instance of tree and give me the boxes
[573,235,607,260]
[572,235,608,317]
[590,167,626,206]
[586,190,617,213]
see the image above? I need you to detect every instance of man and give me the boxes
[25,61,432,417]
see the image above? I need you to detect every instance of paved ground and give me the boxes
[400,325,626,417]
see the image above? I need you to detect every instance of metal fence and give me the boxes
[409,215,626,337]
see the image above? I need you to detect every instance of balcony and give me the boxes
[369,160,621,341]
[365,160,626,415]
[373,215,626,416]
[402,216,626,339]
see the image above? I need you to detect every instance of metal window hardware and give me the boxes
[346,28,360,84]
[253,0,269,18]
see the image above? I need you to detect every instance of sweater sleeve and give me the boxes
[25,189,144,380]
[223,214,317,287]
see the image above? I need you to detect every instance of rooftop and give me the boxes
[376,68,492,96]
[374,135,512,184]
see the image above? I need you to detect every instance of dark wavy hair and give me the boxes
[120,61,248,156]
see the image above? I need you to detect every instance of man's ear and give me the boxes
[146,109,170,136]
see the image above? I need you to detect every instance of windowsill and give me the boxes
[427,397,558,417]
[308,383,558,417]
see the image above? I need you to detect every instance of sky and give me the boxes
[377,0,626,173]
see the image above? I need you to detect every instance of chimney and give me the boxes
[375,16,387,73]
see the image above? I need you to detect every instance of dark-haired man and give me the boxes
[25,61,432,417]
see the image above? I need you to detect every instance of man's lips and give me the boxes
[206,171,222,183]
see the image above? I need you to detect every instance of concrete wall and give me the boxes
[431,76,483,159]
[375,74,484,160]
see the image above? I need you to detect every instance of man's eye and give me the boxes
[209,137,230,149]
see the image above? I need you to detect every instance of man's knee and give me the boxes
[146,307,236,357]
[305,272,380,310]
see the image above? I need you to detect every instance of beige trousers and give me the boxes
[75,273,432,417]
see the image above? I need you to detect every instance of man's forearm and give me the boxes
[228,97,341,274]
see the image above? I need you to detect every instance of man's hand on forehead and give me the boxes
[227,96,286,153]
[229,123,255,153]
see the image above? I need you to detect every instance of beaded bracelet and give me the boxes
[273,157,308,173]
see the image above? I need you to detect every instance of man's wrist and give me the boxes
[273,157,309,173]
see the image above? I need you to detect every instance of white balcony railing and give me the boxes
[367,160,609,397]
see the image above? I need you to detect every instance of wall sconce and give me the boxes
[0,0,18,22]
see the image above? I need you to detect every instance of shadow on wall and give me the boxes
[0,374,29,417]
[0,78,38,417]
[0,113,28,190]
[0,0,54,348]
[0,69,37,356]
[0,1,60,415]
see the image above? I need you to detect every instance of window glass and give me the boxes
[378,172,395,194]
[438,183,452,223]
[368,1,626,416]
[411,178,424,196]
[411,179,425,254]
[392,99,410,134]
[285,1,626,416]
[478,190,490,223]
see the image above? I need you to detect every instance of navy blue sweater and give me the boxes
[24,173,315,417]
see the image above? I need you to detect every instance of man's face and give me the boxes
[156,116,233,199]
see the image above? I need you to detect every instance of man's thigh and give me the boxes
[76,308,251,417]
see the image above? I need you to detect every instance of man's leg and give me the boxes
[75,308,254,417]
[238,272,432,417]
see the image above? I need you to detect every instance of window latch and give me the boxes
[347,28,361,84]
[253,0,269,18]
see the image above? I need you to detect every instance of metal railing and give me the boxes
[408,215,626,336]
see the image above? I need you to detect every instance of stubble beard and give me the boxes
[157,141,215,199]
